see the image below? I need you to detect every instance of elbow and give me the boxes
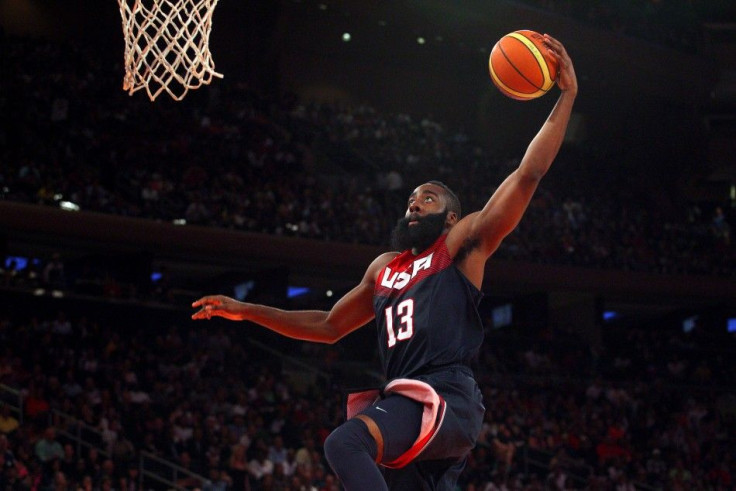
[321,330,346,345]
[526,169,547,183]
[320,321,344,344]
[518,165,546,186]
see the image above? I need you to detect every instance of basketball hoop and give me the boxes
[118,0,223,101]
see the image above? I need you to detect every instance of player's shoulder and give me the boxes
[374,251,400,268]
[365,251,400,282]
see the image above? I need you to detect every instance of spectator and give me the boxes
[645,448,667,487]
[294,436,315,470]
[110,432,136,471]
[248,447,274,483]
[24,384,51,429]
[202,466,231,491]
[35,427,64,464]
[267,435,287,467]
[83,447,103,482]
[0,404,19,436]
[35,426,65,485]
[228,442,249,490]
[59,443,78,485]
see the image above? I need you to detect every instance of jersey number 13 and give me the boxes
[384,299,414,348]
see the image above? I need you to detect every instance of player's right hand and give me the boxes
[543,34,577,95]
[191,295,245,321]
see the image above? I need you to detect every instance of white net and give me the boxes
[118,0,223,101]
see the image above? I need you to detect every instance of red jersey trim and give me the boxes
[375,234,453,298]
[344,378,448,469]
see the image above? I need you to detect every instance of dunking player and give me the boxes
[193,34,577,490]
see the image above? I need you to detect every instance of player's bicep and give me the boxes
[470,169,540,255]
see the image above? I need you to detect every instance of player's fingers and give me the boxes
[192,306,215,320]
[545,47,560,61]
[543,35,568,57]
[192,297,216,307]
[542,42,562,61]
[547,45,571,70]
[542,33,561,48]
[192,296,221,308]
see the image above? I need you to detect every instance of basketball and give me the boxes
[488,30,559,101]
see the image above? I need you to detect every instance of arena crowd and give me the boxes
[0,301,734,489]
[2,34,734,282]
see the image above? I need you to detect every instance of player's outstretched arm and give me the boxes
[191,252,395,343]
[453,35,577,264]
[519,34,578,178]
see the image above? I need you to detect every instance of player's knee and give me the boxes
[324,418,377,467]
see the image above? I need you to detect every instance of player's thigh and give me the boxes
[359,394,423,462]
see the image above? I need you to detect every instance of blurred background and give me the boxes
[1,1,736,490]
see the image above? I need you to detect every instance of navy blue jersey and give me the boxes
[373,234,485,380]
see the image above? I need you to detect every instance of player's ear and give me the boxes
[445,211,458,227]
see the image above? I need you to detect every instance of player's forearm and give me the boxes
[520,89,577,179]
[242,304,339,343]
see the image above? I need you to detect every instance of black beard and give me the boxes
[390,211,447,252]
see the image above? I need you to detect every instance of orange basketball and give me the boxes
[489,30,559,101]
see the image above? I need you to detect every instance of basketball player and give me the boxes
[193,34,577,490]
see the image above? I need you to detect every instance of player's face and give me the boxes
[405,184,446,219]
[390,185,449,252]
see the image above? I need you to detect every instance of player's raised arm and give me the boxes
[450,34,577,270]
[191,252,396,344]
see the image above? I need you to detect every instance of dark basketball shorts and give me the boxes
[357,366,485,490]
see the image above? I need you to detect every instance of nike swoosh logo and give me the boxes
[375,407,388,413]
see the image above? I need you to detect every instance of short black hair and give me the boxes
[427,180,461,218]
